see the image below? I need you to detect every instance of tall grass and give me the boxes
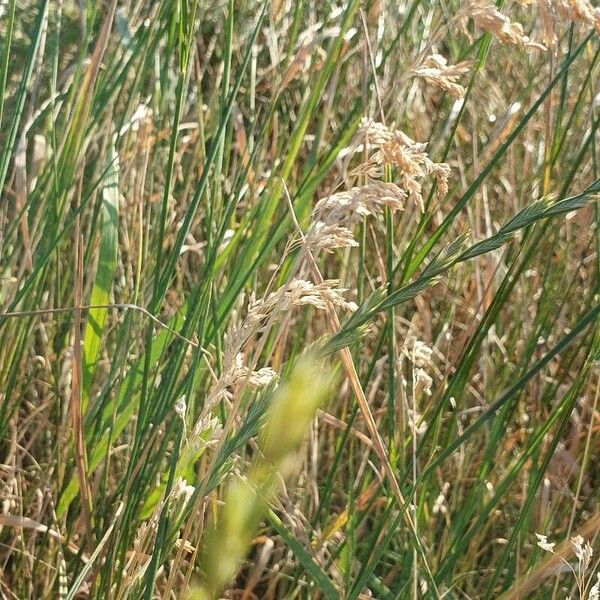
[1,1,599,598]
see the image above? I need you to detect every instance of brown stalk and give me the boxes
[63,2,118,538]
[77,0,118,129]
[58,0,118,185]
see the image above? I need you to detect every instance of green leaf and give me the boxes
[268,509,339,600]
[82,146,120,411]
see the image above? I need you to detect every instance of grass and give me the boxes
[1,1,600,598]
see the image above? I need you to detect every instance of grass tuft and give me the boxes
[1,2,600,598]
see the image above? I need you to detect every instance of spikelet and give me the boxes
[468,1,546,49]
[217,353,277,397]
[524,0,600,49]
[358,119,451,211]
[203,352,278,409]
[413,54,472,98]
[303,221,359,255]
[201,280,355,418]
[246,279,357,321]
[311,181,406,226]
[535,532,556,552]
[555,0,600,34]
[188,416,223,457]
[571,534,593,573]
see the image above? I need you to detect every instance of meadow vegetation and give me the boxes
[1,1,600,598]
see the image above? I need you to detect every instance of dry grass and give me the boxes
[1,1,600,599]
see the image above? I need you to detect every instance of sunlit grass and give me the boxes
[1,2,599,598]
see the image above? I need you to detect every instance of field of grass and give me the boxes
[1,1,600,598]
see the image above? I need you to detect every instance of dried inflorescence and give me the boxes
[524,0,600,47]
[556,0,600,29]
[206,280,355,411]
[398,336,436,446]
[554,0,600,35]
[123,512,161,594]
[433,482,451,515]
[410,339,434,369]
[246,279,358,321]
[402,337,435,398]
[193,277,358,427]
[304,119,451,259]
[303,181,406,254]
[200,352,278,414]
[312,181,406,226]
[214,353,278,399]
[471,0,600,51]
[413,54,472,98]
[467,0,546,49]
[571,534,594,573]
[358,119,451,211]
[303,221,359,255]
[529,0,559,47]
[535,532,600,597]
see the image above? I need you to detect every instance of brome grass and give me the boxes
[1,1,600,599]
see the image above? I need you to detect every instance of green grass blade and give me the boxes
[268,509,339,600]
[82,146,119,411]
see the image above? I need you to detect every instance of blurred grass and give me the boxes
[1,1,600,599]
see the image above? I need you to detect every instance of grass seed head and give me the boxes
[413,54,472,98]
[358,119,451,210]
[312,181,406,226]
[468,0,546,49]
